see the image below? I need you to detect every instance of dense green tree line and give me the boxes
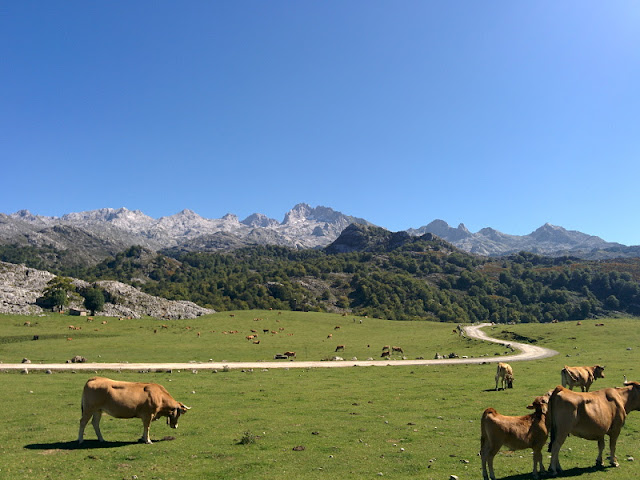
[2,241,640,323]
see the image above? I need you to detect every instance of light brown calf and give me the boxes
[481,394,550,480]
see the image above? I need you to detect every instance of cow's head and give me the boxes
[527,394,549,415]
[623,380,640,412]
[594,365,605,379]
[166,403,191,429]
[505,373,514,389]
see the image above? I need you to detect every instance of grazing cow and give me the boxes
[495,363,514,390]
[78,377,190,445]
[392,346,404,354]
[283,351,296,358]
[382,345,390,352]
[335,345,345,352]
[561,365,605,392]
[327,334,333,339]
[481,393,550,480]
[547,381,640,474]
[381,350,390,358]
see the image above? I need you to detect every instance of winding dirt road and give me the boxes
[1,323,557,372]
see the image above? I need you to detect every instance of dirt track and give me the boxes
[1,323,557,372]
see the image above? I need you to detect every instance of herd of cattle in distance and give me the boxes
[481,362,640,480]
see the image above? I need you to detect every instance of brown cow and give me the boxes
[547,381,640,474]
[283,351,296,358]
[335,345,345,352]
[481,394,550,480]
[391,346,404,354]
[78,377,190,444]
[495,362,514,390]
[561,365,605,392]
[381,350,390,358]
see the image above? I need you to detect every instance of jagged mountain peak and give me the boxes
[222,213,239,222]
[409,219,472,242]
[458,223,470,234]
[282,203,314,224]
[241,213,279,228]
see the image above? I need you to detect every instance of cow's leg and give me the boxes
[481,442,500,480]
[91,411,105,442]
[595,437,605,466]
[549,432,569,476]
[78,409,94,444]
[140,414,153,444]
[533,447,545,478]
[480,444,489,480]
[609,435,620,467]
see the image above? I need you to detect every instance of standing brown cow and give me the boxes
[495,363,514,390]
[547,381,640,474]
[561,365,605,392]
[78,377,190,444]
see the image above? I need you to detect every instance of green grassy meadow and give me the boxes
[2,312,640,479]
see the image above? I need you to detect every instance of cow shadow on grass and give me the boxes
[24,437,175,450]
[498,465,607,480]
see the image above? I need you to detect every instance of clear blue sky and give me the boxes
[2,2,639,245]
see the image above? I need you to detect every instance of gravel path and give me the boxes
[2,323,557,372]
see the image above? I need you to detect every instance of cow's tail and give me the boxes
[547,386,562,452]
[480,408,495,453]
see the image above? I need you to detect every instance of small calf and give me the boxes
[481,394,550,480]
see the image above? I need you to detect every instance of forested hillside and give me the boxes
[3,230,640,323]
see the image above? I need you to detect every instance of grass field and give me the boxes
[2,312,640,479]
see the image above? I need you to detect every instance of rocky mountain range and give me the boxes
[406,220,633,258]
[0,204,637,263]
